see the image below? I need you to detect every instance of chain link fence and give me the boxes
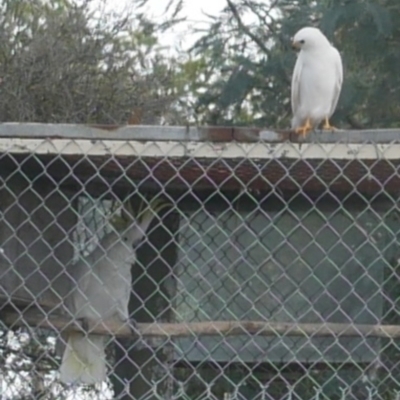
[0,126,398,399]
[0,0,398,398]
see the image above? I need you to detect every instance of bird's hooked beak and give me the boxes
[291,40,301,51]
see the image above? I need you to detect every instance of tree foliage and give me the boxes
[2,0,400,398]
[0,0,186,125]
[189,0,400,129]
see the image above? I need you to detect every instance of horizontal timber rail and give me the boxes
[1,309,400,339]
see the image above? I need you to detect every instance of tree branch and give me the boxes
[2,309,400,339]
[226,0,271,56]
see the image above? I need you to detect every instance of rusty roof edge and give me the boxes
[0,123,399,143]
[0,138,399,161]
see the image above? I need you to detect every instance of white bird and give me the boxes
[59,198,169,385]
[291,26,343,137]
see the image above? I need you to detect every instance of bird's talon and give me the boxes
[295,127,312,138]
[322,118,337,131]
[294,118,312,138]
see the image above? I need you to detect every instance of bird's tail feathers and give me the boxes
[59,332,107,385]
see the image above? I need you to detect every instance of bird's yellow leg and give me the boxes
[295,118,312,138]
[322,117,336,131]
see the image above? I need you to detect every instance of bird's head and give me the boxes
[291,27,330,52]
[110,197,171,248]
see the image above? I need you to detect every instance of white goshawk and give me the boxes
[291,26,343,137]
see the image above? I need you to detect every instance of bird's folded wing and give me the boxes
[291,55,303,114]
[330,48,343,115]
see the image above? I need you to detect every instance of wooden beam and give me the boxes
[2,309,400,339]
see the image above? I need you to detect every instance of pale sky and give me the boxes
[105,0,227,50]
[119,0,226,21]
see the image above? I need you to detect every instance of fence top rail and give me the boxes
[0,137,398,161]
[0,124,398,161]
[0,124,399,194]
[0,123,398,145]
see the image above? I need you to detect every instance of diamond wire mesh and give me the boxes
[0,136,399,400]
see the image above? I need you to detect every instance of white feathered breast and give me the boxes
[291,35,343,129]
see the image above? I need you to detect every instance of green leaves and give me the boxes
[365,2,393,37]
[321,1,392,38]
[0,0,187,125]
[186,0,400,129]
[216,67,255,109]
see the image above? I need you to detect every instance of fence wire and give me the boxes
[0,0,398,397]
[0,135,398,400]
